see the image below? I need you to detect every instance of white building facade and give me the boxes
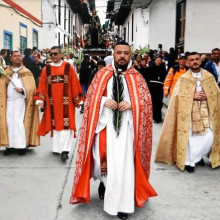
[108,0,151,51]
[41,0,84,49]
[119,8,150,50]
[148,0,220,53]
[0,0,42,52]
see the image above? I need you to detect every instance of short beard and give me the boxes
[190,66,201,72]
[115,62,128,71]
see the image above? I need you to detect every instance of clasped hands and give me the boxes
[104,99,131,111]
[193,91,207,101]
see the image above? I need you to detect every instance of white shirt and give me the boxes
[64,58,74,66]
[214,62,220,82]
[50,60,63,67]
[191,70,202,92]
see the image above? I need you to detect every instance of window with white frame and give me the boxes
[4,30,13,50]
[33,29,38,49]
[20,22,27,54]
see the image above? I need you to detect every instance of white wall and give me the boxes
[148,0,176,51]
[133,8,149,50]
[41,0,57,48]
[148,0,220,53]
[121,8,149,50]
[42,0,76,49]
[74,13,84,38]
[185,0,220,53]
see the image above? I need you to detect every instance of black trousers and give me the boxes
[149,84,163,122]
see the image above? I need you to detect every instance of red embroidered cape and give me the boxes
[34,62,84,136]
[70,65,157,207]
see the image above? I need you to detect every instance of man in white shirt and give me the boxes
[204,48,220,85]
[64,53,74,66]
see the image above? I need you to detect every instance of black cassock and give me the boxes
[147,65,167,123]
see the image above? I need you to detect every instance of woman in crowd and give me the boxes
[147,55,167,123]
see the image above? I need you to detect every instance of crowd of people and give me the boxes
[0,43,220,219]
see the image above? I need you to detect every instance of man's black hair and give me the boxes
[188,52,200,57]
[97,59,106,66]
[0,49,7,55]
[51,46,61,53]
[11,50,20,56]
[24,48,32,56]
[114,41,129,49]
[212,48,219,53]
[185,51,190,57]
[154,55,162,60]
[84,54,90,59]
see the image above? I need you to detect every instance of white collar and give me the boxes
[12,66,22,73]
[214,62,220,67]
[191,70,202,78]
[50,60,63,67]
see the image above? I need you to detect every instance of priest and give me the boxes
[155,52,220,173]
[0,50,40,155]
[70,41,157,219]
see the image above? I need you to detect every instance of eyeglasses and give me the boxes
[50,52,58,56]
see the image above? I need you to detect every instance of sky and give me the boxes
[94,0,108,25]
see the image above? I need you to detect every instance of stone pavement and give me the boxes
[0,107,220,220]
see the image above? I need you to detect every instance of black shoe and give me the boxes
[61,151,69,160]
[117,212,128,219]
[98,182,105,199]
[17,149,26,155]
[195,159,205,166]
[3,148,14,156]
[185,165,194,173]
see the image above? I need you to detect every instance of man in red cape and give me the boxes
[34,46,84,160]
[70,42,157,219]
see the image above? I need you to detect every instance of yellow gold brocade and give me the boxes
[200,101,210,128]
[155,69,220,170]
[191,100,209,134]
[0,66,40,147]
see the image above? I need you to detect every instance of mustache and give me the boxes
[118,59,126,62]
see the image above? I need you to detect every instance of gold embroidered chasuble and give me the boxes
[0,66,40,147]
[155,69,220,170]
